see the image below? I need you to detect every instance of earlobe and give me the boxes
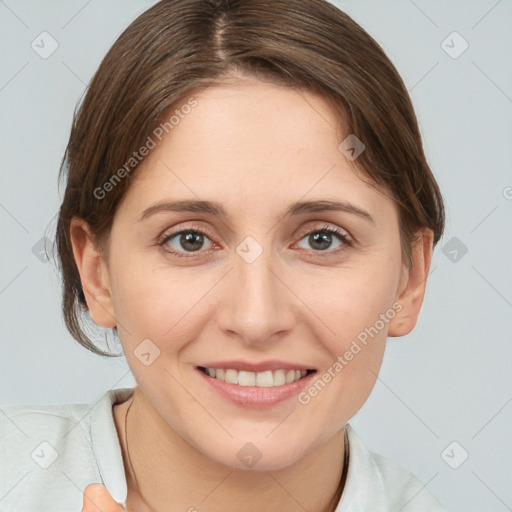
[388,229,434,337]
[69,218,117,329]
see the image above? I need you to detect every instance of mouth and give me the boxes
[197,367,316,387]
[196,363,317,409]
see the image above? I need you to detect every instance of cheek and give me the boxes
[303,256,402,356]
[291,250,403,425]
[109,252,216,348]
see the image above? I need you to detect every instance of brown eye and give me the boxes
[296,226,351,253]
[160,228,215,257]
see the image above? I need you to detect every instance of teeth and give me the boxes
[285,370,295,384]
[256,370,273,387]
[225,369,238,384]
[238,371,255,386]
[273,369,286,386]
[203,367,310,387]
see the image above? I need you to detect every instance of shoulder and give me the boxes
[0,387,133,511]
[336,424,448,512]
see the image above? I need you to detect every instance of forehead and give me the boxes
[119,78,395,223]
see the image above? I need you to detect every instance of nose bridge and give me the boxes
[218,239,294,344]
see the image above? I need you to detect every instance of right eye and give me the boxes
[159,228,217,258]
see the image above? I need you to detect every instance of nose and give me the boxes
[216,246,296,347]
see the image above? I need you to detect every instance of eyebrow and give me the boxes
[139,199,374,224]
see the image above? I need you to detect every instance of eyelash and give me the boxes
[157,223,353,259]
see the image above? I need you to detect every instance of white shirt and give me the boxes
[0,387,447,511]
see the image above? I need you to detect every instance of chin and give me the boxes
[201,435,313,472]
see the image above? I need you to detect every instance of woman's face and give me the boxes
[97,77,412,470]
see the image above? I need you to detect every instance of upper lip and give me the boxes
[198,360,316,372]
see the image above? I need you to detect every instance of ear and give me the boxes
[69,218,117,329]
[388,228,434,337]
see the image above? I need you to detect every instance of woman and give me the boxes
[0,0,447,510]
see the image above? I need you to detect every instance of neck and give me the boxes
[115,386,347,512]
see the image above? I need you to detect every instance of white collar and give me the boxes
[90,387,439,511]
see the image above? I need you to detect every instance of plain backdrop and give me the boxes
[0,1,511,511]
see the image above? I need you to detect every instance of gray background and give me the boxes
[1,1,511,511]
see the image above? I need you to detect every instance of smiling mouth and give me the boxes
[198,367,316,387]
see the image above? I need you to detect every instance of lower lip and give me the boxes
[196,368,315,409]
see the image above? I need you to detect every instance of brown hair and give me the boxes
[56,0,445,356]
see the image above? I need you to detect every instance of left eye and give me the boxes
[296,227,349,252]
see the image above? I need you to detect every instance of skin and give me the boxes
[73,76,433,512]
